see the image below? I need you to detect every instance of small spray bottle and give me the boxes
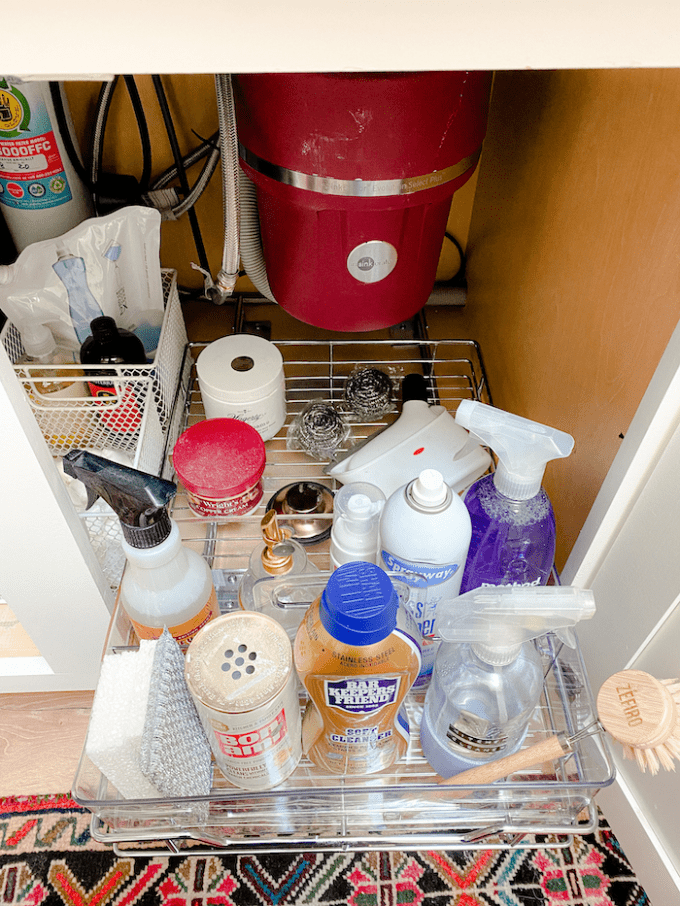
[62,449,218,648]
[419,584,595,778]
[330,482,385,568]
[455,401,574,592]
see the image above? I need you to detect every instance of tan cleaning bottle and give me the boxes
[294,561,421,775]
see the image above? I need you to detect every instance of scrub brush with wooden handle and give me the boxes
[438,669,680,787]
[597,669,680,774]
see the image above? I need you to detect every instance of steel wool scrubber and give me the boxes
[140,628,213,797]
[439,668,680,786]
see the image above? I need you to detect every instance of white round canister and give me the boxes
[196,334,286,441]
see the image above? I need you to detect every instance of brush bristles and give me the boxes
[638,677,680,774]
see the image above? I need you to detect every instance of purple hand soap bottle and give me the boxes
[454,401,574,592]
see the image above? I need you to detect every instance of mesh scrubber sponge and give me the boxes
[140,629,213,797]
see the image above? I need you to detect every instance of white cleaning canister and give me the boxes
[196,333,286,441]
[379,469,472,685]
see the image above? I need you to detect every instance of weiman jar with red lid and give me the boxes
[173,418,266,517]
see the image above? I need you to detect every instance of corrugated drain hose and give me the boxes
[239,169,276,303]
[191,74,240,304]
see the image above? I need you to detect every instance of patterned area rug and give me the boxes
[0,795,651,906]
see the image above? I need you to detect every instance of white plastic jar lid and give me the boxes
[196,334,284,403]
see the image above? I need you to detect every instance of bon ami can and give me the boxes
[185,612,302,790]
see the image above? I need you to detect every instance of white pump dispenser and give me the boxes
[454,401,574,592]
[19,322,58,362]
[330,481,385,568]
[420,584,596,778]
[15,320,85,409]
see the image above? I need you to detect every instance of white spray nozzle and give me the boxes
[410,468,448,507]
[335,481,385,535]
[437,585,595,664]
[455,400,574,500]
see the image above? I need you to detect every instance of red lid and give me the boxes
[173,418,266,498]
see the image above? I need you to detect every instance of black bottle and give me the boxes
[80,316,147,434]
[80,316,146,367]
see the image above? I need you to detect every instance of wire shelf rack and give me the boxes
[72,335,616,854]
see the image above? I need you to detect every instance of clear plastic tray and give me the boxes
[71,337,616,852]
[73,593,615,852]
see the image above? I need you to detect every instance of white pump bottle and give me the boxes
[330,481,385,568]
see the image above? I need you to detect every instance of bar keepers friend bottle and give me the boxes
[293,562,421,774]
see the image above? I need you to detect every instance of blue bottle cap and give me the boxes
[319,562,397,646]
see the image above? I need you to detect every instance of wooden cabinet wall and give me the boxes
[458,69,680,569]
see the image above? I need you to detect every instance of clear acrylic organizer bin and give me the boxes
[1,269,191,587]
[72,336,616,854]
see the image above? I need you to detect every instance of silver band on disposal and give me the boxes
[239,144,481,198]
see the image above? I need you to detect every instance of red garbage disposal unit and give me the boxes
[233,72,492,332]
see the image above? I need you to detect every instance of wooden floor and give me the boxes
[0,691,93,796]
[1,599,91,795]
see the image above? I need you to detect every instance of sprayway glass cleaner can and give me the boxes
[379,469,472,686]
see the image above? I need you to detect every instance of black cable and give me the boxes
[48,82,92,189]
[123,75,152,195]
[442,231,467,285]
[151,74,211,275]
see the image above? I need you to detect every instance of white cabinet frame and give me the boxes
[564,315,680,903]
[0,346,113,692]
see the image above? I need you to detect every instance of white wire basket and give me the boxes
[1,269,191,587]
[2,269,187,475]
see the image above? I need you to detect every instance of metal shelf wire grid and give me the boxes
[72,335,616,854]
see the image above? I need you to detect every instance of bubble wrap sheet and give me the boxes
[85,641,161,800]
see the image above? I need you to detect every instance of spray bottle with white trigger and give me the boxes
[62,449,218,648]
[419,584,596,778]
[454,401,575,593]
